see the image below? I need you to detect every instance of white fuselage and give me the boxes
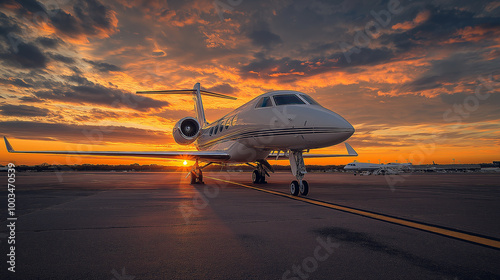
[194,91,355,162]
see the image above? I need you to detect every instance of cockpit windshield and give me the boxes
[255,96,273,108]
[273,94,306,106]
[300,94,319,105]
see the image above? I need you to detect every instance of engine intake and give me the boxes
[173,117,201,145]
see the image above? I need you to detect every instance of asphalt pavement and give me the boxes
[1,171,499,279]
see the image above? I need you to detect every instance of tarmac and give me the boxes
[1,171,499,279]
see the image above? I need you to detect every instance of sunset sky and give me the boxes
[1,0,499,166]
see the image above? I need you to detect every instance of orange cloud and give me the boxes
[443,25,500,44]
[392,10,430,30]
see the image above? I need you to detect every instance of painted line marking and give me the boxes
[207,176,500,250]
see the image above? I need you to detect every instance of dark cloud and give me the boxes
[18,95,43,102]
[236,3,500,84]
[73,0,116,33]
[240,47,394,81]
[46,0,116,38]
[0,104,49,117]
[0,77,33,88]
[73,108,134,122]
[49,53,75,64]
[0,41,48,69]
[204,83,237,94]
[401,52,500,93]
[0,12,20,38]
[248,23,282,49]
[386,7,500,52]
[15,0,46,14]
[34,75,169,111]
[439,90,500,119]
[83,58,121,72]
[49,9,82,36]
[36,37,61,49]
[0,121,170,144]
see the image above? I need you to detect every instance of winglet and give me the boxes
[345,143,357,156]
[4,136,14,153]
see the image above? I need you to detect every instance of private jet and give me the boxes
[344,161,412,175]
[3,83,357,196]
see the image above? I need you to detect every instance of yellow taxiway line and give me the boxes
[207,176,500,250]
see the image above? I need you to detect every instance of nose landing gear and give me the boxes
[289,180,309,196]
[289,151,309,196]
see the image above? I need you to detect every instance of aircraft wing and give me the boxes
[268,143,358,160]
[3,137,230,161]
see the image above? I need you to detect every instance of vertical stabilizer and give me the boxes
[192,83,207,127]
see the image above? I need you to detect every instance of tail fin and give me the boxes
[193,83,206,126]
[137,83,236,127]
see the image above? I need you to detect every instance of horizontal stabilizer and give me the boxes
[136,89,237,100]
[345,143,358,156]
[4,136,14,152]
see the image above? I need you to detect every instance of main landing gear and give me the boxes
[289,150,309,196]
[189,159,210,184]
[249,160,273,184]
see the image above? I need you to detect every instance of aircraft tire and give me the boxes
[299,180,309,196]
[198,170,204,184]
[190,172,197,184]
[259,174,267,184]
[252,170,261,184]
[290,180,299,196]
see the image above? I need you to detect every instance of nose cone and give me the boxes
[330,112,355,142]
[317,108,355,135]
[338,115,355,138]
[302,106,355,148]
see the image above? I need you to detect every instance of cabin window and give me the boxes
[255,96,273,108]
[214,124,218,135]
[225,118,231,129]
[219,123,223,132]
[230,115,237,126]
[209,127,214,136]
[273,94,306,106]
[300,94,319,105]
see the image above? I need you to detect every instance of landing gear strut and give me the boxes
[249,160,273,184]
[189,159,205,184]
[289,150,309,196]
[252,162,267,184]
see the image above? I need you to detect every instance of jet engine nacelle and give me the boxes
[173,117,201,145]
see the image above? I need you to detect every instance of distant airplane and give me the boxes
[344,161,412,175]
[4,83,357,196]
